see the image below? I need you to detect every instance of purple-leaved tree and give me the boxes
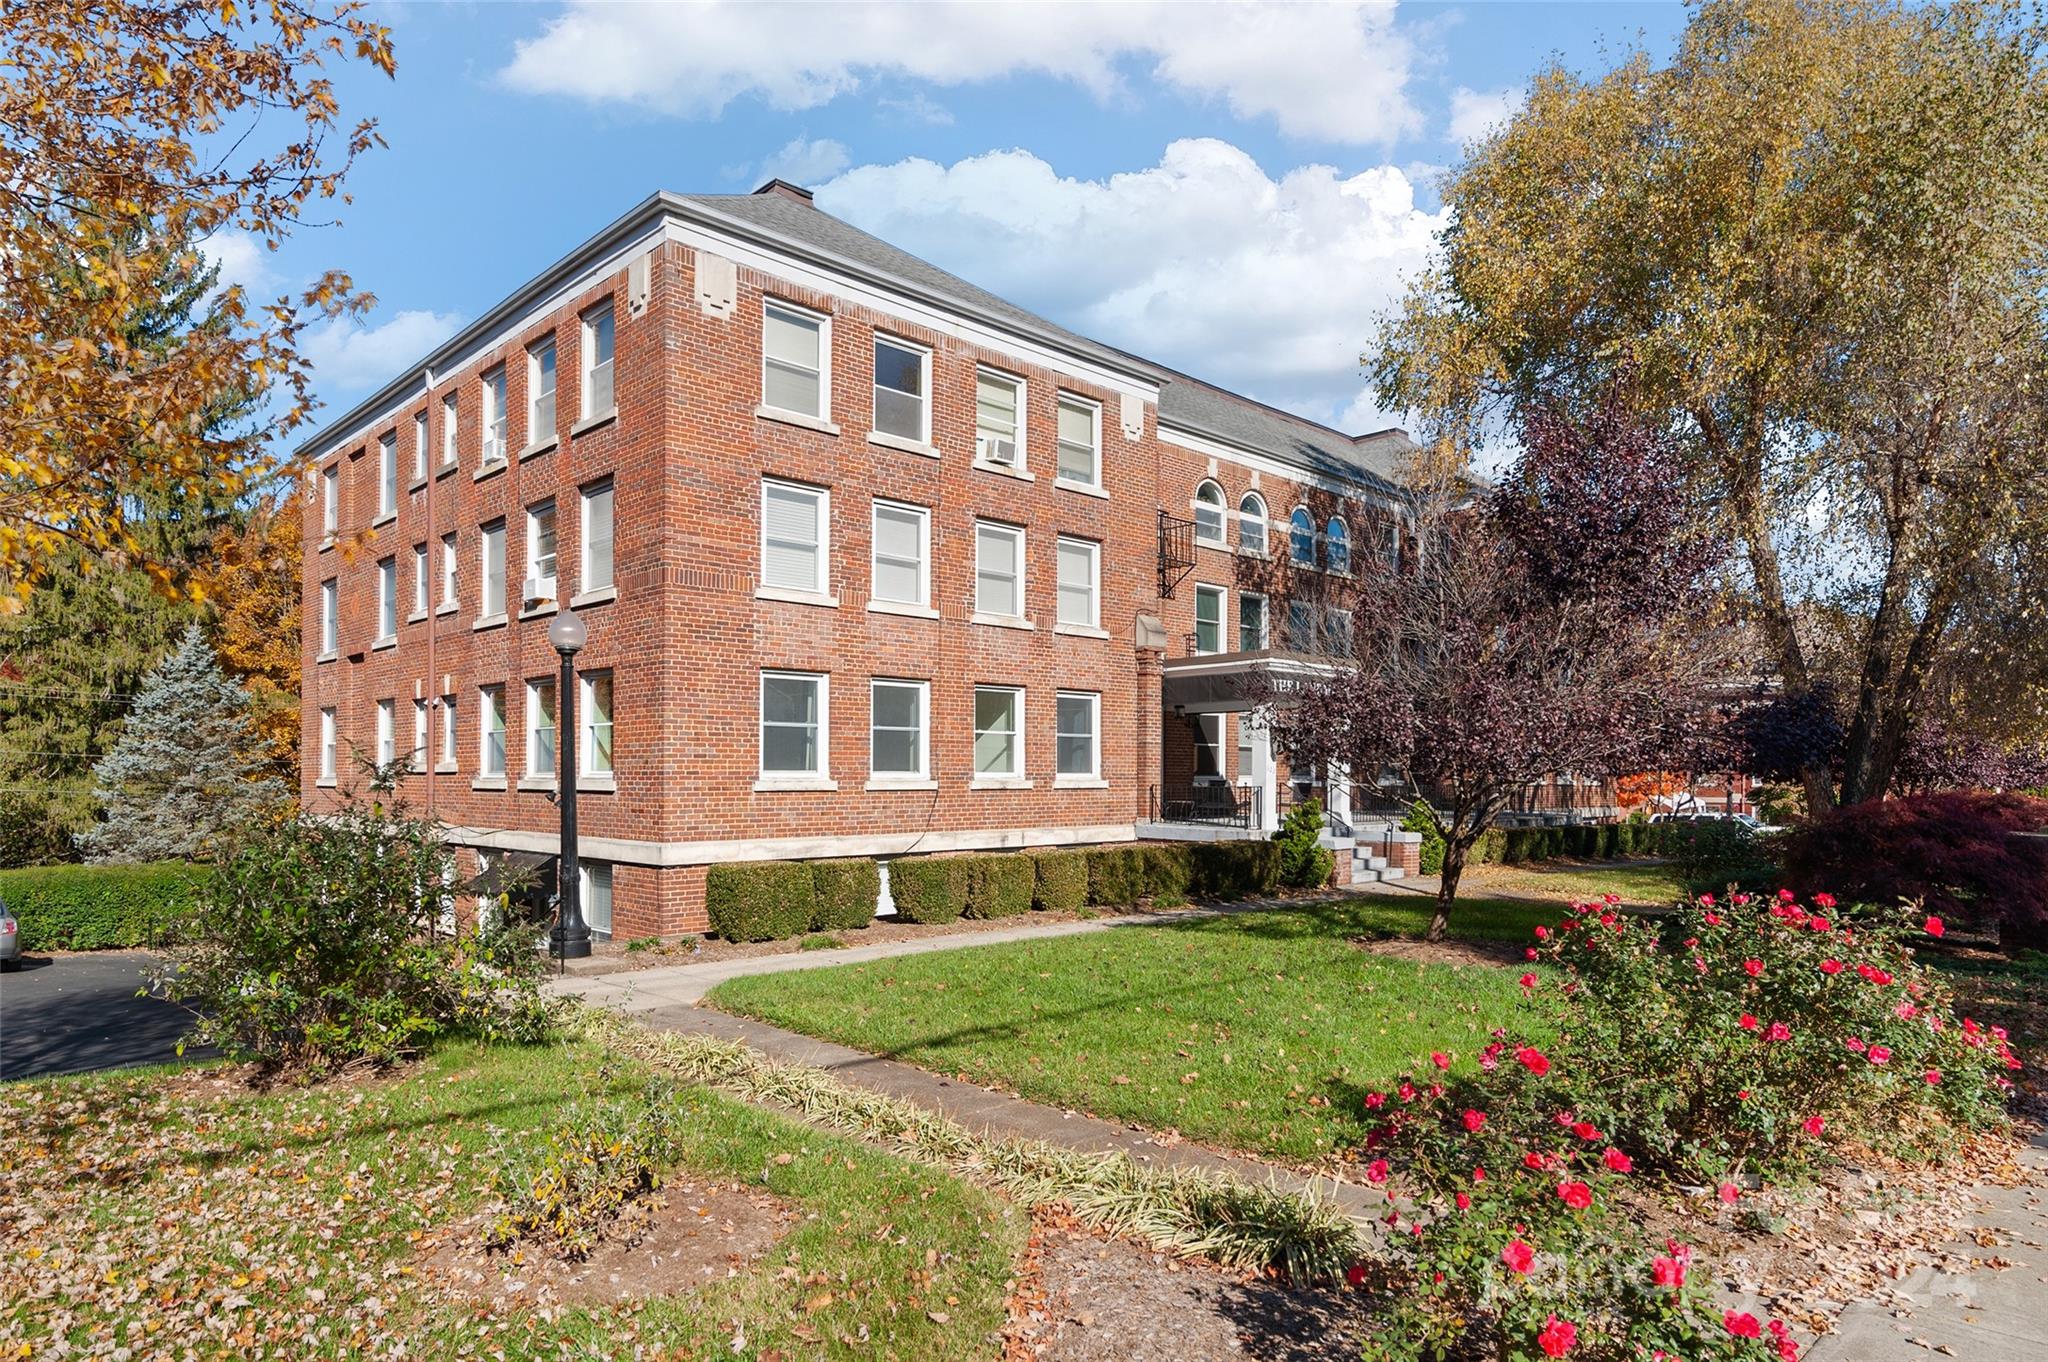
[1254,387,1726,940]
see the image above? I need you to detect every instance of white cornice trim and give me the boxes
[1158,423,1404,510]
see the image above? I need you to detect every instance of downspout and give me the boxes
[421,367,438,823]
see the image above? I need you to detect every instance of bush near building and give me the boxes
[0,861,198,951]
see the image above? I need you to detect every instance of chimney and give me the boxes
[752,178,815,206]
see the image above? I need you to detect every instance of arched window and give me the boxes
[1238,492,1267,555]
[1289,507,1315,565]
[1325,517,1349,574]
[1192,480,1225,546]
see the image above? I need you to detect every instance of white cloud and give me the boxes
[756,135,852,186]
[502,1,1421,144]
[197,228,281,299]
[1446,85,1523,146]
[816,138,1447,428]
[876,91,955,126]
[303,309,465,404]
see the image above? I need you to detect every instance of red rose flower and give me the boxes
[1501,1238,1534,1273]
[1570,1121,1601,1141]
[1431,1051,1451,1071]
[1557,1180,1593,1210]
[1739,1013,1760,1031]
[1462,1108,1487,1133]
[1537,1314,1577,1358]
[1603,1147,1633,1173]
[1651,1253,1687,1288]
[1925,915,1945,938]
[1472,1166,1487,1183]
[1743,958,1764,977]
[1814,892,1836,908]
[1766,1021,1792,1042]
[1802,1115,1825,1136]
[1819,959,1844,975]
[1718,1183,1742,1203]
[1365,1159,1390,1184]
[1523,1151,1555,1171]
[1345,1262,1367,1286]
[1516,1046,1551,1076]
[1867,1045,1893,1065]
[1924,1069,1942,1085]
[1724,1311,1763,1340]
[1365,1092,1385,1109]
[1519,972,1539,990]
[1455,1191,1471,1210]
[1534,925,1550,940]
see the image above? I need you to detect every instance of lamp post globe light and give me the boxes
[548,608,591,959]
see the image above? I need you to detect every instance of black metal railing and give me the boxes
[1158,510,1196,599]
[1150,782,1260,830]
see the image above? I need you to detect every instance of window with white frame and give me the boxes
[581,671,613,775]
[525,500,558,606]
[760,670,826,777]
[1289,507,1316,565]
[413,411,429,482]
[478,684,506,776]
[375,556,396,641]
[870,678,927,779]
[872,335,928,442]
[479,520,506,618]
[412,543,428,617]
[581,302,615,418]
[375,698,395,766]
[1239,592,1268,652]
[1239,492,1267,555]
[525,677,557,777]
[441,392,458,466]
[974,521,1024,618]
[1325,517,1350,574]
[377,435,397,518]
[581,479,614,593]
[761,479,827,594]
[440,531,458,608]
[321,465,338,535]
[1193,584,1224,655]
[1323,607,1354,658]
[1383,515,1402,570]
[1287,599,1315,651]
[1055,691,1099,779]
[972,685,1021,778]
[1056,394,1100,487]
[528,336,557,445]
[762,301,825,419]
[411,699,427,771]
[438,692,457,769]
[975,368,1023,465]
[1055,536,1099,630]
[1192,480,1225,545]
[481,367,508,465]
[319,707,336,780]
[319,578,337,654]
[1192,714,1225,780]
[582,862,613,940]
[870,500,928,608]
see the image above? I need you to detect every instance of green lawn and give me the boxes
[709,895,1556,1165]
[2,1038,1022,1361]
[1461,858,1687,905]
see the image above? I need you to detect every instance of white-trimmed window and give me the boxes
[1055,691,1099,779]
[438,692,457,769]
[1193,714,1225,781]
[375,698,395,766]
[872,335,929,442]
[760,670,826,778]
[318,707,336,780]
[1239,491,1268,555]
[1323,607,1354,658]
[413,411,429,482]
[319,577,337,654]
[870,678,928,780]
[1239,592,1267,652]
[441,392,459,467]
[1055,535,1099,630]
[974,520,1025,619]
[582,862,613,941]
[411,699,428,772]
[1325,516,1350,575]
[581,301,615,418]
[1192,480,1225,545]
[479,520,506,618]
[1287,599,1316,651]
[582,671,613,775]
[376,557,397,641]
[761,479,828,594]
[1056,394,1100,488]
[1193,584,1224,655]
[481,367,508,465]
[524,500,558,607]
[321,465,338,536]
[411,543,428,617]
[972,685,1022,778]
[525,677,557,778]
[440,531,458,608]
[528,336,557,445]
[870,499,929,608]
[762,301,826,419]
[580,479,614,593]
[377,434,397,519]
[975,368,1023,466]
[1289,507,1316,566]
[478,684,507,776]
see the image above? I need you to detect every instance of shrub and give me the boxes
[1137,843,1191,905]
[889,855,968,923]
[0,789,79,869]
[963,853,1033,918]
[705,862,815,942]
[1780,791,2048,950]
[484,1083,686,1260]
[1402,800,1446,876]
[1085,845,1146,905]
[809,858,879,932]
[1030,850,1088,911]
[1661,819,1774,893]
[1275,799,1334,888]
[1187,840,1282,899]
[0,861,198,951]
[158,788,554,1076]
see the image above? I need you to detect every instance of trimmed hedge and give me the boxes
[1084,846,1146,906]
[705,862,815,942]
[809,858,880,931]
[1186,840,1283,900]
[1138,843,1190,904]
[0,861,199,951]
[963,853,1034,918]
[1030,850,1088,911]
[889,856,968,924]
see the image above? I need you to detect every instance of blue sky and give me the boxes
[241,1,1688,438]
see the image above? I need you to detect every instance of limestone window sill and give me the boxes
[1054,477,1109,500]
[472,613,507,632]
[868,430,941,459]
[753,776,839,793]
[518,436,558,462]
[867,599,938,620]
[1054,623,1109,639]
[970,612,1034,631]
[970,777,1034,790]
[470,776,508,791]
[972,458,1033,482]
[570,585,617,609]
[571,408,618,438]
[472,459,507,483]
[754,405,840,437]
[1054,775,1109,789]
[865,777,938,792]
[755,585,839,608]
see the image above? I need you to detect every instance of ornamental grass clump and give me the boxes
[483,1082,688,1260]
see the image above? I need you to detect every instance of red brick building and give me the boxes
[300,182,1419,937]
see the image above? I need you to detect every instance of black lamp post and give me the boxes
[548,608,591,959]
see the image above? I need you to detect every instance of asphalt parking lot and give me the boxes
[0,950,215,1081]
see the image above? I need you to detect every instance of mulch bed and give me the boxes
[1348,934,1528,969]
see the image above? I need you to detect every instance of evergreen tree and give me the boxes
[83,625,285,863]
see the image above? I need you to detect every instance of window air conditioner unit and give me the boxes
[977,433,1015,464]
[522,575,557,607]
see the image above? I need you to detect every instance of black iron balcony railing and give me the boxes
[1149,782,1261,830]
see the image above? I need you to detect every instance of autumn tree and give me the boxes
[0,0,393,601]
[195,489,302,773]
[1255,390,1725,940]
[1374,0,2048,812]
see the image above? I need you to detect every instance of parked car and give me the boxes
[1,900,19,971]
